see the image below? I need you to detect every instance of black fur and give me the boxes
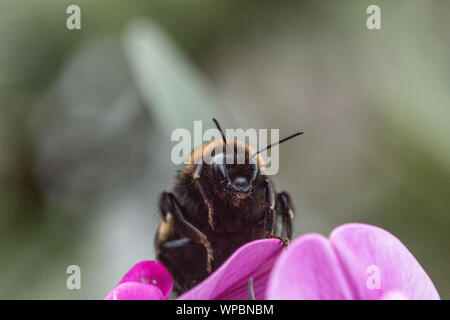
[155,141,295,295]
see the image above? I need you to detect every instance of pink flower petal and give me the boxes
[117,261,173,299]
[179,239,284,300]
[105,282,165,300]
[329,223,440,300]
[266,234,355,299]
[105,261,173,300]
[266,223,440,300]
[381,290,408,300]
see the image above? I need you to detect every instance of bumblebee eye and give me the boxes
[212,153,226,178]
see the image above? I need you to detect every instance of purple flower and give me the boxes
[179,238,283,300]
[105,238,283,300]
[105,223,439,300]
[105,261,173,300]
[266,223,440,300]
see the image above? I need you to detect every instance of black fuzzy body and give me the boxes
[154,140,294,296]
[157,169,269,294]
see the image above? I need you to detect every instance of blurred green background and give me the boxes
[0,0,448,299]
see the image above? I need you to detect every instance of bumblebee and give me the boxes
[155,119,302,295]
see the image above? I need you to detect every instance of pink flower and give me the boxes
[105,223,439,300]
[105,239,284,300]
[179,238,283,300]
[266,223,440,300]
[105,261,173,300]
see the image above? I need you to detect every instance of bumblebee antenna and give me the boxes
[212,118,227,146]
[251,131,304,159]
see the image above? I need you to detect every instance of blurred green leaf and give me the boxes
[123,19,231,140]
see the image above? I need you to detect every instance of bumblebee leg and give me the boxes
[193,163,215,230]
[275,192,294,243]
[262,179,276,238]
[157,238,206,295]
[159,191,214,273]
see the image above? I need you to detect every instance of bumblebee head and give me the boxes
[192,118,302,207]
[211,144,259,206]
